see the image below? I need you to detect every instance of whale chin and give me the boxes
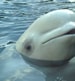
[21,54,72,67]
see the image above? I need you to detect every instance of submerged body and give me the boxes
[16,9,75,66]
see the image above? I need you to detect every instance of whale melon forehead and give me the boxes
[27,9,75,34]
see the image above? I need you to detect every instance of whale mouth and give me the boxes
[42,29,75,44]
[66,29,75,35]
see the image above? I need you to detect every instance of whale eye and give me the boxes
[23,39,34,54]
[25,44,32,51]
[24,43,32,52]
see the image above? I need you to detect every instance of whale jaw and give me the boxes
[21,54,71,67]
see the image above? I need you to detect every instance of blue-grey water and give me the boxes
[0,0,75,81]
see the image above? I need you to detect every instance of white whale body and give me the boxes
[16,9,75,66]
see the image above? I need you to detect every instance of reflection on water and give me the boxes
[0,0,75,81]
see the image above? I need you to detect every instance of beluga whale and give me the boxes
[16,9,75,66]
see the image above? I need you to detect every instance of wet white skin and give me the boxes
[16,9,75,62]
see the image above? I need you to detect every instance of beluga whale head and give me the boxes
[16,9,75,66]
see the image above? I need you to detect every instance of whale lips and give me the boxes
[42,28,75,44]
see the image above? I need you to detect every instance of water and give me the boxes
[0,0,75,81]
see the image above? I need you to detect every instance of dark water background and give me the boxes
[0,0,75,81]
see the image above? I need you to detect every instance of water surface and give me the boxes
[0,0,75,81]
